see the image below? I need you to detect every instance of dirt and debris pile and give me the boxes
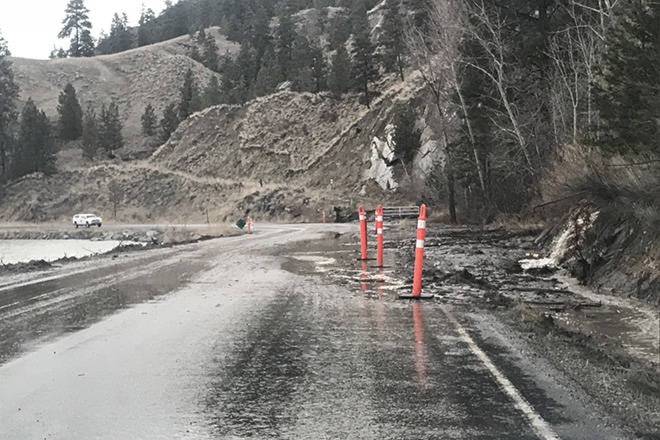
[544,205,659,305]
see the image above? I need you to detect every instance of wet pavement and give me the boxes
[0,223,654,439]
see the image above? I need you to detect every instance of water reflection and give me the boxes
[412,302,428,390]
[360,260,368,292]
[376,268,384,298]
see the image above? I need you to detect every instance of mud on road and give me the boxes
[281,222,660,438]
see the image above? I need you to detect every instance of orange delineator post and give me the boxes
[358,205,368,260]
[412,204,427,297]
[375,205,384,267]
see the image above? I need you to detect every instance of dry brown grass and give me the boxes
[543,144,659,224]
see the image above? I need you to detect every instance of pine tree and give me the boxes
[178,68,201,120]
[49,47,69,59]
[310,39,327,93]
[350,4,379,107]
[14,99,55,178]
[595,0,659,155]
[138,7,156,46]
[291,35,315,92]
[108,179,123,218]
[189,45,202,63]
[57,83,83,140]
[328,44,351,97]
[203,34,220,71]
[141,103,157,136]
[275,12,296,80]
[202,76,222,108]
[98,101,123,154]
[0,33,19,180]
[379,0,406,80]
[78,29,95,56]
[329,10,351,48]
[160,103,180,142]
[81,107,98,160]
[248,6,272,65]
[58,0,92,57]
[98,13,133,54]
[254,46,281,97]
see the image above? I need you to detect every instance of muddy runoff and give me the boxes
[279,222,660,437]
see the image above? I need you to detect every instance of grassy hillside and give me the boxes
[0,70,425,223]
[10,28,238,148]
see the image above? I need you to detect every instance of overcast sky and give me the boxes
[0,0,167,59]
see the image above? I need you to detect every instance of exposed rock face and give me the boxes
[365,124,398,191]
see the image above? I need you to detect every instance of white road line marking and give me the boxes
[440,305,561,440]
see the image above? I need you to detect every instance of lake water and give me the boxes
[0,240,131,265]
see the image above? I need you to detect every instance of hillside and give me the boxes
[0,59,428,223]
[10,28,238,149]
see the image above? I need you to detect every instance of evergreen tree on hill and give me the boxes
[310,39,327,93]
[160,103,180,142]
[202,33,220,71]
[81,107,98,160]
[202,76,222,108]
[14,99,55,178]
[248,6,272,64]
[138,7,156,47]
[98,101,123,155]
[254,46,281,97]
[379,0,406,80]
[328,44,351,97]
[595,0,659,156]
[276,12,296,80]
[78,29,95,57]
[350,3,379,107]
[291,34,316,92]
[179,69,202,120]
[57,83,83,141]
[0,33,19,181]
[58,0,93,57]
[97,13,133,54]
[329,10,351,48]
[141,104,157,137]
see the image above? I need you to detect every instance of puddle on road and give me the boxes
[279,226,659,369]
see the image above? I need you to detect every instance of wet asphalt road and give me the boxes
[0,224,635,439]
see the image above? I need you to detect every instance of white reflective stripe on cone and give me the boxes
[376,216,383,222]
[359,215,367,220]
[377,228,383,234]
[417,220,426,229]
[416,239,425,249]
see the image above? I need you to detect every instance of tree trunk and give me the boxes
[452,66,489,201]
[447,164,457,224]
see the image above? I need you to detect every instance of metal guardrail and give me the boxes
[381,206,420,219]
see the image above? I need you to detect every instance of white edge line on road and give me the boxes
[441,305,561,440]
